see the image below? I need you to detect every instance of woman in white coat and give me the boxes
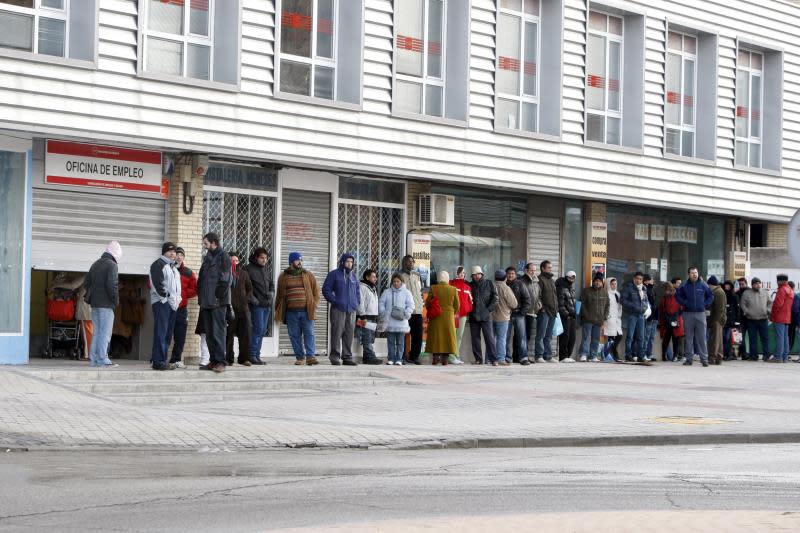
[603,277,623,361]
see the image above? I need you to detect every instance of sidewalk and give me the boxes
[2,358,800,451]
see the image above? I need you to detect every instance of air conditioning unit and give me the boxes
[418,193,455,226]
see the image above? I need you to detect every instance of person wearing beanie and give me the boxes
[556,270,578,362]
[84,241,122,367]
[167,246,197,368]
[322,253,361,366]
[769,274,794,363]
[739,277,770,361]
[579,273,609,362]
[149,242,181,371]
[676,266,714,367]
[198,232,233,373]
[426,270,460,365]
[275,251,321,366]
[448,266,473,364]
[468,265,499,365]
[707,275,727,365]
[491,268,518,366]
[535,260,558,362]
[505,266,532,365]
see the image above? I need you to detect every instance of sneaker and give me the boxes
[546,358,557,363]
[101,363,119,368]
[642,356,651,362]
[294,359,306,366]
[387,360,395,365]
[536,357,546,363]
[396,361,403,366]
[561,357,576,363]
[588,357,598,362]
[172,361,186,369]
[632,357,639,362]
[579,355,587,362]
[451,358,464,365]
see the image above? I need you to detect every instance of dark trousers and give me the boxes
[151,301,176,368]
[790,324,797,354]
[407,313,423,362]
[558,313,576,360]
[470,319,497,363]
[226,308,253,364]
[747,319,769,360]
[525,314,537,356]
[201,307,227,365]
[661,325,681,361]
[168,306,189,363]
[723,326,733,359]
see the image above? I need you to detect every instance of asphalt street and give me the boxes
[1,444,799,532]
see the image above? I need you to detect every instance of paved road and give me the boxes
[1,444,799,532]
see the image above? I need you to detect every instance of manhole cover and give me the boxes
[652,416,740,426]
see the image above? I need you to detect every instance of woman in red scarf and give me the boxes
[448,266,473,364]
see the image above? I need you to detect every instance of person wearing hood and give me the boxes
[276,251,321,366]
[707,276,727,366]
[621,271,649,362]
[556,270,578,362]
[603,277,623,361]
[379,273,415,365]
[658,281,684,362]
[491,269,518,366]
[739,277,770,361]
[149,242,181,371]
[769,274,794,363]
[245,247,274,365]
[469,266,499,365]
[449,266,473,364]
[226,252,256,367]
[198,233,233,373]
[676,267,714,367]
[426,271,460,365]
[323,253,361,366]
[579,272,609,362]
[84,240,122,367]
[505,266,532,364]
[535,260,558,362]
[721,280,740,361]
[356,269,383,365]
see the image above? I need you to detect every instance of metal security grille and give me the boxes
[337,203,403,292]
[203,191,276,275]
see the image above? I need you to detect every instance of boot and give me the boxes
[441,354,449,366]
[432,354,440,366]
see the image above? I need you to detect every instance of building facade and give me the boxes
[1,0,798,363]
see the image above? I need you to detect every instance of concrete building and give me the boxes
[1,0,798,363]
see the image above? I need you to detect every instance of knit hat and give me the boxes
[751,277,762,284]
[175,247,185,256]
[288,251,302,264]
[777,273,789,282]
[471,266,483,276]
[438,270,450,283]
[707,275,719,286]
[105,241,122,262]
[494,269,507,281]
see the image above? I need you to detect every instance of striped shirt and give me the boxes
[285,273,308,311]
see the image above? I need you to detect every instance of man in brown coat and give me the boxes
[226,252,255,366]
[275,251,321,365]
[707,276,727,365]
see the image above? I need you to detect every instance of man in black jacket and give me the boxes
[245,247,273,365]
[505,266,532,365]
[84,241,122,367]
[198,232,232,373]
[468,266,499,364]
[535,260,558,362]
[557,271,578,362]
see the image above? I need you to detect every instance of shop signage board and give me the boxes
[732,251,748,279]
[407,233,432,288]
[45,140,165,197]
[587,222,608,286]
[667,225,698,243]
[650,224,665,241]
[634,223,649,240]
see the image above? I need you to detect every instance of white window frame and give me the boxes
[495,1,540,132]
[277,0,339,101]
[394,0,447,117]
[665,30,697,158]
[0,0,69,57]
[735,48,764,168]
[586,9,624,145]
[142,0,215,81]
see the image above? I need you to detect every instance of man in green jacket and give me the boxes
[579,272,610,362]
[707,276,727,365]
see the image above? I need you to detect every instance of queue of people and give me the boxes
[84,239,800,370]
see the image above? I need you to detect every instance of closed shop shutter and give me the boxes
[279,189,331,355]
[528,216,561,276]
[31,188,164,274]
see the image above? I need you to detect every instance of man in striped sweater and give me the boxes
[275,252,321,366]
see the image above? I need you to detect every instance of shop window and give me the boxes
[735,45,782,171]
[0,151,26,334]
[393,0,469,121]
[495,0,562,136]
[140,0,240,85]
[0,0,96,62]
[585,5,644,149]
[750,223,765,248]
[276,0,363,105]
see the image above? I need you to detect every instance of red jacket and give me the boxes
[449,278,473,318]
[658,293,685,338]
[770,284,794,324]
[178,264,198,309]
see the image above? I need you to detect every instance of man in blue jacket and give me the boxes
[676,266,714,367]
[621,271,649,362]
[322,253,361,366]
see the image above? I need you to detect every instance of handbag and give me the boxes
[426,293,442,319]
[390,291,406,321]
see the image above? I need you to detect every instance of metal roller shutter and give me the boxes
[279,189,331,355]
[528,216,561,277]
[31,188,164,274]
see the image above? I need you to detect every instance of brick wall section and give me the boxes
[585,201,606,223]
[166,168,205,364]
[767,223,789,249]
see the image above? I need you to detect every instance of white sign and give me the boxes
[407,233,432,288]
[650,224,665,241]
[707,259,725,279]
[46,140,165,196]
[650,258,658,270]
[660,258,668,282]
[635,223,649,240]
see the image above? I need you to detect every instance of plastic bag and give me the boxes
[552,314,564,337]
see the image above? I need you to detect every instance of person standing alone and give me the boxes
[198,233,232,373]
[84,241,122,367]
[322,253,360,366]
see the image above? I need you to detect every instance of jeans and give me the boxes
[507,314,528,361]
[168,306,189,363]
[579,323,602,359]
[723,326,733,359]
[747,319,769,360]
[285,309,316,359]
[775,322,789,362]
[329,309,355,362]
[643,320,658,356]
[535,313,555,359]
[408,314,423,362]
[249,305,271,361]
[387,332,405,363]
[493,320,510,362]
[683,311,708,364]
[624,314,645,359]
[470,319,497,363]
[525,315,537,356]
[357,326,377,361]
[151,301,176,368]
[558,314,577,360]
[89,307,114,366]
